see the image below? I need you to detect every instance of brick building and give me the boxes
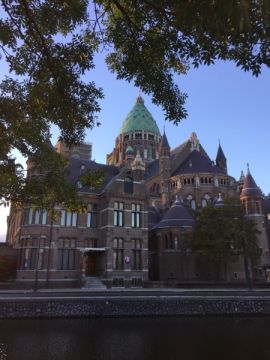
[6,95,270,288]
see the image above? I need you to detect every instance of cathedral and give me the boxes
[5,95,270,288]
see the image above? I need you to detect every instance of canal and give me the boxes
[0,317,270,360]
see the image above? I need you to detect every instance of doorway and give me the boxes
[85,253,98,276]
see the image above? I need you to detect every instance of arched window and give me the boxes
[174,236,179,249]
[191,200,196,209]
[201,199,207,208]
[202,193,211,207]
[124,177,133,193]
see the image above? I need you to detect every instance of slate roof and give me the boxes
[148,205,161,229]
[216,144,226,162]
[172,150,225,176]
[241,170,262,197]
[153,199,195,229]
[170,140,189,156]
[160,131,170,149]
[145,159,160,179]
[67,157,119,193]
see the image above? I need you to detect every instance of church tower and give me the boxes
[240,165,269,279]
[240,165,263,215]
[106,95,161,167]
[159,131,171,208]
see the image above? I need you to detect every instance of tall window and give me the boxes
[57,238,76,270]
[132,239,142,270]
[144,149,148,159]
[87,204,97,227]
[201,194,211,208]
[60,210,77,227]
[113,238,124,269]
[191,200,196,210]
[28,208,47,225]
[124,177,133,194]
[132,204,141,228]
[165,233,179,250]
[113,202,124,226]
[20,237,45,270]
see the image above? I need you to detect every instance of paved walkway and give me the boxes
[1,287,270,299]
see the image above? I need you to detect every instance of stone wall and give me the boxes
[1,296,270,318]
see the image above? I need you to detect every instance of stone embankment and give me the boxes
[1,294,270,318]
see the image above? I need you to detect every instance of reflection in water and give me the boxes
[1,317,270,360]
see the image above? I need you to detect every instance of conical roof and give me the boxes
[160,131,170,149]
[239,170,245,183]
[155,197,195,229]
[241,166,262,197]
[216,143,226,162]
[120,95,160,135]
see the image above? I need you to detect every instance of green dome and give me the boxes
[125,145,134,153]
[120,96,160,135]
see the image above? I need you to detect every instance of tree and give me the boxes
[188,199,260,284]
[1,0,270,208]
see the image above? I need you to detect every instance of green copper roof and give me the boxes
[126,145,134,153]
[120,96,161,135]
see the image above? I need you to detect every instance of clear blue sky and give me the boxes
[1,50,270,241]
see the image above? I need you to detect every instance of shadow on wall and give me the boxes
[0,244,18,281]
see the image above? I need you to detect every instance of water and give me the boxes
[1,317,270,360]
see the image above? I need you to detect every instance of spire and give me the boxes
[215,142,227,173]
[136,93,144,104]
[239,170,245,183]
[160,130,170,149]
[241,165,262,197]
[216,143,226,163]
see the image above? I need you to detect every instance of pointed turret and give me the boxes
[125,145,135,166]
[238,170,245,193]
[216,142,227,173]
[159,130,171,208]
[240,165,269,279]
[240,164,262,215]
[241,165,262,198]
[159,131,170,152]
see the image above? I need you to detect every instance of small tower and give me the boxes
[159,130,171,208]
[238,170,245,193]
[240,164,269,280]
[240,164,263,215]
[216,142,227,174]
[125,145,135,167]
[131,150,145,181]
